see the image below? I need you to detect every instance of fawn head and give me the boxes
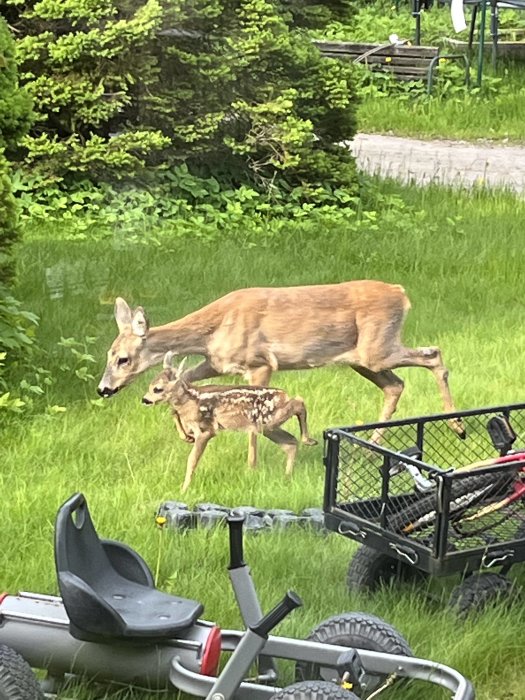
[142,353,187,405]
[97,297,153,397]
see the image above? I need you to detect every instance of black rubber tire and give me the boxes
[389,471,514,534]
[295,612,412,696]
[0,645,43,700]
[270,681,359,700]
[346,545,425,593]
[448,573,518,618]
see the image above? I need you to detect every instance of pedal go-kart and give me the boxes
[0,493,475,699]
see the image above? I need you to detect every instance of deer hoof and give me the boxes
[448,417,467,440]
[302,437,318,446]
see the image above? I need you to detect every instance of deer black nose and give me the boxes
[142,397,153,405]
[98,386,117,398]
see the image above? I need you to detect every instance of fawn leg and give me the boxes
[291,397,317,446]
[172,411,194,443]
[264,427,298,477]
[181,432,212,493]
[266,398,317,446]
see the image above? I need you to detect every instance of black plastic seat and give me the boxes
[55,493,203,642]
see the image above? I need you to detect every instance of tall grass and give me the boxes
[3,181,525,699]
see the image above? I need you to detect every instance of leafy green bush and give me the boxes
[7,0,359,197]
[0,17,33,150]
[0,153,19,287]
[0,17,37,416]
[0,18,33,286]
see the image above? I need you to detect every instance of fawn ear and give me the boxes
[131,306,149,337]
[175,356,188,379]
[163,351,175,369]
[114,297,132,333]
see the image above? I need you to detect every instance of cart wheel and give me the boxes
[295,612,412,696]
[0,645,43,700]
[270,680,359,700]
[448,573,518,618]
[346,545,425,592]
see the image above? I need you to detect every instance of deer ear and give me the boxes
[114,297,132,332]
[163,351,175,369]
[131,306,149,337]
[175,356,188,379]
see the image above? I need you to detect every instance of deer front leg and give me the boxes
[182,359,220,384]
[248,431,258,469]
[181,432,213,493]
[172,411,194,443]
[264,427,298,478]
[245,366,273,467]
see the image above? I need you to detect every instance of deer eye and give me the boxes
[117,357,129,366]
[153,386,163,394]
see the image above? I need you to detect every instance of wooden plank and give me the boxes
[313,40,439,58]
[320,53,435,68]
[318,46,439,59]
[332,54,436,66]
[373,65,430,75]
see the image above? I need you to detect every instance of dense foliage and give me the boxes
[0,18,37,414]
[0,17,32,286]
[5,0,359,195]
[0,16,33,151]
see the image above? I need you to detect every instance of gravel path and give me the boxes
[349,133,525,193]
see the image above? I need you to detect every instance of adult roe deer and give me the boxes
[97,280,465,438]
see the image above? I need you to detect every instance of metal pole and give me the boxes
[477,0,487,86]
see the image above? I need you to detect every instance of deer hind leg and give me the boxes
[376,346,465,438]
[181,432,213,493]
[282,398,317,446]
[263,427,298,477]
[352,367,405,443]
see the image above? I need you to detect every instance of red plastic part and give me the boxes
[0,592,8,605]
[200,626,222,677]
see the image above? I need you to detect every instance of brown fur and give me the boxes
[98,280,464,438]
[143,355,317,492]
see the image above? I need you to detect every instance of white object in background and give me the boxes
[451,0,468,32]
[389,33,400,44]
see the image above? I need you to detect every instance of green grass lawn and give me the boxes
[3,181,525,699]
[357,71,525,142]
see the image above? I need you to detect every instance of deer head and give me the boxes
[97,298,153,397]
[142,353,188,405]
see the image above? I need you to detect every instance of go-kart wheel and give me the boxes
[448,572,519,618]
[346,545,425,593]
[270,680,359,699]
[295,612,412,696]
[0,644,43,700]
